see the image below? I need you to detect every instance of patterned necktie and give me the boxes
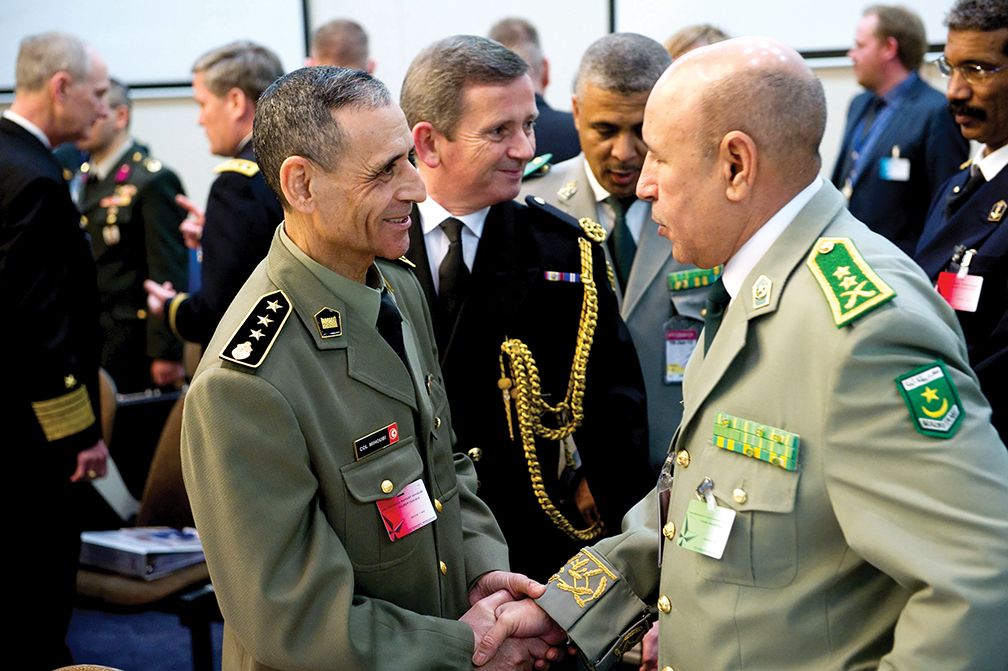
[605,195,637,290]
[945,165,986,218]
[377,289,408,367]
[438,218,470,325]
[703,277,730,356]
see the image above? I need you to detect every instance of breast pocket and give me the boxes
[340,437,425,571]
[692,440,800,587]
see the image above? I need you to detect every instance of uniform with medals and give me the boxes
[167,141,283,349]
[181,227,509,671]
[405,196,654,582]
[71,142,188,392]
[914,147,1007,443]
[520,156,713,470]
[535,181,1008,671]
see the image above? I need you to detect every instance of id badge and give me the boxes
[663,316,700,384]
[879,156,910,182]
[937,271,982,312]
[376,479,438,541]
[677,498,736,559]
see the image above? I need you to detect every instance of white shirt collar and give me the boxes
[583,156,610,203]
[91,137,134,180]
[721,177,824,300]
[975,143,1008,182]
[416,197,490,238]
[3,109,51,149]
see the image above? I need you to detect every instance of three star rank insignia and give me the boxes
[896,360,965,438]
[807,237,896,327]
[220,290,291,368]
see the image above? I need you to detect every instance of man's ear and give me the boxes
[280,156,316,214]
[540,56,551,91]
[412,121,441,169]
[720,131,757,203]
[226,87,248,120]
[571,94,581,130]
[49,71,72,107]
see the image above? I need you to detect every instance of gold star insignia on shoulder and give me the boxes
[64,374,77,388]
[266,299,282,312]
[220,290,291,369]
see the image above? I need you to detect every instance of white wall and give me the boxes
[2,1,957,207]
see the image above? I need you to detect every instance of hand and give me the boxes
[575,477,600,527]
[175,194,205,250]
[639,622,658,671]
[473,598,567,667]
[470,570,546,606]
[144,279,177,320]
[70,439,109,482]
[151,359,186,387]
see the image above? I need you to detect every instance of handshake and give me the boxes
[462,570,569,670]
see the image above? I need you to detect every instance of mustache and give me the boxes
[948,101,987,121]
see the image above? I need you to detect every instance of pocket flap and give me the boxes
[341,438,423,503]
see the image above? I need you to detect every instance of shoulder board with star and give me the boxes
[806,237,896,327]
[524,195,607,243]
[522,153,552,180]
[215,158,260,177]
[220,290,292,368]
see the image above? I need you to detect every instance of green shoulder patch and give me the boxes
[523,153,552,179]
[214,158,259,177]
[220,290,291,368]
[895,360,964,438]
[806,237,896,327]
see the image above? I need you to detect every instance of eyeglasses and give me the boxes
[935,54,1008,85]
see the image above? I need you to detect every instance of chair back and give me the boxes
[136,393,193,527]
[98,368,117,446]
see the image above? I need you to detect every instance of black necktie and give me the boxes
[377,289,408,367]
[605,196,637,290]
[945,165,986,218]
[703,278,730,356]
[438,218,470,325]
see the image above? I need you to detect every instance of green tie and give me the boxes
[605,195,637,291]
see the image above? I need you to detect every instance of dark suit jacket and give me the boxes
[75,142,189,392]
[831,76,968,255]
[169,142,283,348]
[405,198,653,580]
[914,164,1007,442]
[534,94,581,164]
[1,117,102,460]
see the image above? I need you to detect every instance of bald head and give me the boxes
[663,37,825,176]
[637,38,826,268]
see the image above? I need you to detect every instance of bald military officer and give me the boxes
[482,37,1008,671]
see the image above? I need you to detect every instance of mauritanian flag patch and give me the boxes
[895,360,964,438]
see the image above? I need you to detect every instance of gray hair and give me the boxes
[310,19,370,70]
[400,35,528,139]
[253,66,392,209]
[488,18,544,80]
[192,41,284,105]
[107,78,130,113]
[15,31,89,93]
[945,0,1008,55]
[576,33,672,97]
[698,67,826,171]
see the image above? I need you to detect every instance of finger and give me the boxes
[472,605,518,666]
[175,193,201,215]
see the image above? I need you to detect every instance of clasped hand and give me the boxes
[462,571,567,670]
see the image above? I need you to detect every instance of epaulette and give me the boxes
[806,237,896,327]
[523,153,552,180]
[959,158,973,171]
[220,290,292,368]
[215,158,259,177]
[524,195,606,243]
[392,256,416,268]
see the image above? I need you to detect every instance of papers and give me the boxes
[79,526,204,580]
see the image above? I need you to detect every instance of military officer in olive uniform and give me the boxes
[181,67,565,671]
[507,39,1008,671]
[70,79,188,392]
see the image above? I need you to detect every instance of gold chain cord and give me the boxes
[499,227,604,541]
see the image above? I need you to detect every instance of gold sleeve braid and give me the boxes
[498,219,607,541]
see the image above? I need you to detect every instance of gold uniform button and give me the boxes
[662,667,674,671]
[434,416,441,429]
[733,488,748,504]
[675,450,690,468]
[467,447,483,462]
[434,499,443,513]
[439,561,447,575]
[662,521,676,540]
[381,479,394,494]
[657,595,671,613]
[137,309,147,319]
